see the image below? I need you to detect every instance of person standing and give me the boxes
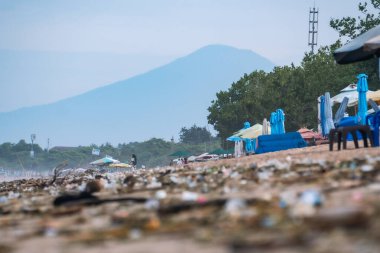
[131,154,137,168]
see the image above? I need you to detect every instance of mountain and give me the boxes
[0,44,275,146]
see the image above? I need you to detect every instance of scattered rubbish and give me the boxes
[2,147,380,252]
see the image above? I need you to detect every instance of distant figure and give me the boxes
[131,154,137,168]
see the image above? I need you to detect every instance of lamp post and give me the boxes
[30,134,36,158]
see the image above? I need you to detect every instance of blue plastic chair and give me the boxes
[366,111,380,147]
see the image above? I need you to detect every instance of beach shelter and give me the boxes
[349,89,380,107]
[320,95,326,136]
[317,96,322,134]
[90,156,120,166]
[169,150,192,157]
[226,122,252,157]
[226,121,251,141]
[276,109,285,134]
[210,148,229,155]
[323,92,335,135]
[331,84,359,106]
[237,124,263,139]
[334,24,380,64]
[109,163,132,168]
[357,74,369,125]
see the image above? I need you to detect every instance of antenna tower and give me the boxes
[308,6,319,53]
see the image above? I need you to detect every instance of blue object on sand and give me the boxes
[255,132,307,154]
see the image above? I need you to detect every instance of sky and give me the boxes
[0,0,362,112]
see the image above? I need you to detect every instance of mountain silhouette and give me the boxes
[0,44,274,146]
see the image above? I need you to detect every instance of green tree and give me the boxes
[330,0,380,86]
[179,125,213,144]
[330,0,380,39]
[208,44,358,142]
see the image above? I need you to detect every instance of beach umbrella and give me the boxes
[349,89,380,106]
[262,118,270,135]
[169,150,192,157]
[331,83,359,105]
[209,148,227,155]
[334,25,380,64]
[237,124,263,139]
[90,156,120,166]
[276,109,285,134]
[317,96,322,134]
[226,135,242,141]
[320,95,326,136]
[109,163,131,168]
[226,121,251,141]
[357,73,369,125]
[270,112,277,135]
[323,92,335,134]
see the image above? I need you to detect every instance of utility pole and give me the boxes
[308,5,319,54]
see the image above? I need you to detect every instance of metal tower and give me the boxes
[308,6,319,53]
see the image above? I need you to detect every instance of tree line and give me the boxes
[0,125,219,170]
[208,1,380,143]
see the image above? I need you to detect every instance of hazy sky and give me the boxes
[0,0,362,112]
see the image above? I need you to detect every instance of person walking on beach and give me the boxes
[131,154,137,169]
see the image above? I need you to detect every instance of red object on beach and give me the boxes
[298,128,323,142]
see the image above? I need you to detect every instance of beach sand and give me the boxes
[1,143,380,253]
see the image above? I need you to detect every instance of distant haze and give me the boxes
[0,45,274,146]
[0,0,360,112]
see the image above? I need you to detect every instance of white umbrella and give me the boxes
[331,84,358,105]
[262,118,270,135]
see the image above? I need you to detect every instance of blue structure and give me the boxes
[276,109,285,134]
[255,132,307,154]
[357,74,368,125]
[244,138,255,153]
[255,109,307,154]
[367,111,380,146]
[270,112,278,135]
[320,95,326,136]
[226,121,251,141]
[227,121,254,155]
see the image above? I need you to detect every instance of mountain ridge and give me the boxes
[0,44,275,146]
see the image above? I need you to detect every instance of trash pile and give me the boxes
[1,145,380,253]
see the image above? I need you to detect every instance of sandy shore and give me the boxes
[1,144,380,253]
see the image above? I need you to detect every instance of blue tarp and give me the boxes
[255,132,307,154]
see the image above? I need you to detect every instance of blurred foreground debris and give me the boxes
[1,145,380,253]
